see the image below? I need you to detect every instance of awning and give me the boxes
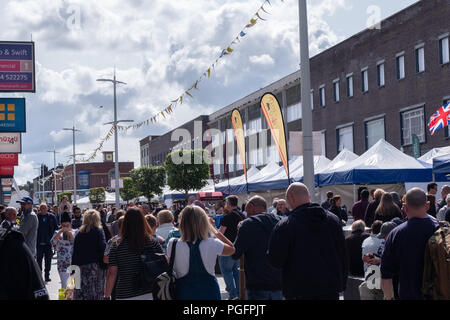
[197,192,223,201]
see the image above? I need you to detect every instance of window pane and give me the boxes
[347,76,353,97]
[441,38,449,64]
[338,126,353,152]
[402,108,425,145]
[287,103,302,122]
[416,47,425,72]
[378,64,385,86]
[334,82,340,102]
[398,56,405,79]
[320,87,325,107]
[362,70,368,92]
[366,118,385,149]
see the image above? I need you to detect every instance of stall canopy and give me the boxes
[433,154,450,175]
[317,149,359,174]
[318,139,432,186]
[215,166,260,194]
[419,146,450,164]
[243,156,330,192]
[419,146,450,181]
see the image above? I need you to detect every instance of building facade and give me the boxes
[139,115,209,167]
[209,0,450,179]
[139,0,450,181]
[34,151,134,203]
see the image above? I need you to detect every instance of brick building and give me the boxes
[34,151,134,203]
[140,115,209,167]
[139,0,450,181]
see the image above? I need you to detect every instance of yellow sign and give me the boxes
[231,109,247,181]
[260,93,289,178]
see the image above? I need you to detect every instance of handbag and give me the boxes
[152,239,178,300]
[138,243,170,291]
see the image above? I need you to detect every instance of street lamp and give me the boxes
[47,147,60,205]
[67,153,85,204]
[97,68,133,210]
[298,0,315,201]
[63,126,82,205]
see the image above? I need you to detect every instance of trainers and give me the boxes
[45,278,51,282]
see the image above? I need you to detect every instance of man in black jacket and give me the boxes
[36,203,58,282]
[268,183,348,300]
[233,196,283,300]
[0,222,49,300]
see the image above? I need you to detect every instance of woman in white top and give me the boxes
[167,205,235,300]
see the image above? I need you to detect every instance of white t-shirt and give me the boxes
[167,238,224,278]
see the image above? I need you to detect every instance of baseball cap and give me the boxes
[17,197,33,204]
[377,222,397,239]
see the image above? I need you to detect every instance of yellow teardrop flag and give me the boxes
[207,68,211,78]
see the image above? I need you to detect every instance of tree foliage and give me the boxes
[130,166,166,201]
[57,192,73,204]
[165,149,210,199]
[120,177,140,203]
[89,187,106,205]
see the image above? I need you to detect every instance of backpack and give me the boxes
[137,242,169,292]
[422,221,450,300]
[153,239,178,300]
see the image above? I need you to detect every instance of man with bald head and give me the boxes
[437,185,450,211]
[232,195,283,300]
[381,188,439,300]
[268,183,348,300]
[36,203,58,282]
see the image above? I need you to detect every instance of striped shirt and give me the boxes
[109,237,163,299]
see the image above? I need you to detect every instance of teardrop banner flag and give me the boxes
[260,93,289,180]
[231,109,247,183]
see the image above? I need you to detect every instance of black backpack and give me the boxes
[137,243,169,291]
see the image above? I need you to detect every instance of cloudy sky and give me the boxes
[0,0,417,185]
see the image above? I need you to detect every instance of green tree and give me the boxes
[120,177,139,203]
[165,149,210,200]
[19,181,34,195]
[130,166,166,201]
[57,192,73,204]
[89,187,106,205]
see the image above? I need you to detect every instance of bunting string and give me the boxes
[45,0,282,171]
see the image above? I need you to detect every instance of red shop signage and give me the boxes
[0,153,18,166]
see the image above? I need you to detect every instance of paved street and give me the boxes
[44,255,229,300]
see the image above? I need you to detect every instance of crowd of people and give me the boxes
[0,183,449,300]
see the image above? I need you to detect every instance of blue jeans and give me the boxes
[218,256,239,299]
[247,289,284,300]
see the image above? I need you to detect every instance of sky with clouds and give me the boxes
[0,0,418,185]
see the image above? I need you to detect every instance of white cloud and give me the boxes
[249,54,275,66]
[0,0,351,185]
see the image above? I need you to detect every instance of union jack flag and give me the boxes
[428,102,450,135]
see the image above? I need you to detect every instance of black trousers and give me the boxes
[36,244,53,278]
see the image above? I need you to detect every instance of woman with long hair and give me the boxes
[374,193,403,223]
[328,195,347,226]
[104,207,164,300]
[167,205,235,300]
[71,210,106,300]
